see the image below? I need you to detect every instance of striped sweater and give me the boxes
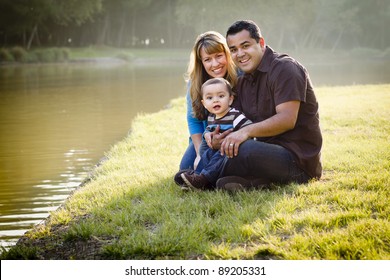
[206,107,252,133]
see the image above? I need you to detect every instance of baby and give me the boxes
[176,77,252,190]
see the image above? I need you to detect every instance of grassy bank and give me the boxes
[1,45,389,65]
[0,46,190,64]
[1,84,389,260]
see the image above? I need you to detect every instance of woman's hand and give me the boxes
[194,154,201,170]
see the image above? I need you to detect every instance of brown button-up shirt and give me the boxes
[232,46,322,179]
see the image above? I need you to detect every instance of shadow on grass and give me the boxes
[1,176,296,260]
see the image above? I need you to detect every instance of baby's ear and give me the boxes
[229,95,234,105]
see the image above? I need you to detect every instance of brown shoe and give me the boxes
[216,176,270,192]
[174,169,194,190]
[180,172,210,191]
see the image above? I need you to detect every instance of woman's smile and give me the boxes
[212,66,225,76]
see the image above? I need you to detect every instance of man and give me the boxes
[207,20,322,191]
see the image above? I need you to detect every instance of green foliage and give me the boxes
[10,46,28,62]
[51,0,103,26]
[2,84,389,260]
[33,49,55,63]
[0,47,72,63]
[0,0,389,50]
[0,48,14,62]
[31,48,70,63]
[0,245,40,260]
[115,52,134,62]
[60,48,70,61]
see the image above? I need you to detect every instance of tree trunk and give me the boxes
[331,27,344,53]
[131,9,137,46]
[166,0,173,48]
[116,10,127,47]
[301,24,315,49]
[27,24,37,50]
[97,14,110,45]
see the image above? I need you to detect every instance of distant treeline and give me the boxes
[1,0,389,51]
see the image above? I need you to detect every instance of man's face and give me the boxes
[227,29,264,74]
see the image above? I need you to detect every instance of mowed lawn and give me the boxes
[2,84,389,260]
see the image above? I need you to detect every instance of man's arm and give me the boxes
[220,100,300,158]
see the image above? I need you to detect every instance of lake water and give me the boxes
[0,61,186,248]
[0,57,388,249]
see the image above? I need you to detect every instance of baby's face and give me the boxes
[201,83,233,117]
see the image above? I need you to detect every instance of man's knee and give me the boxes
[237,140,258,155]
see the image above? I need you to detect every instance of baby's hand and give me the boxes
[204,132,213,148]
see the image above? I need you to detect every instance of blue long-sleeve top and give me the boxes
[186,81,207,136]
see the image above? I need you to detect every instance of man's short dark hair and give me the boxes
[226,20,262,43]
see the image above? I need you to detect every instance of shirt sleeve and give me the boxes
[272,59,307,106]
[186,81,206,135]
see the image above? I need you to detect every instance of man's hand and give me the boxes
[220,127,250,158]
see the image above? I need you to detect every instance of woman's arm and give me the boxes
[186,84,206,154]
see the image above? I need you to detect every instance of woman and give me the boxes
[179,31,238,170]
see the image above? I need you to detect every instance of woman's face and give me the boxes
[199,47,228,78]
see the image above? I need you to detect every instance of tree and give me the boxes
[95,0,152,46]
[0,0,102,48]
[0,0,52,49]
[51,0,103,26]
[1,0,389,50]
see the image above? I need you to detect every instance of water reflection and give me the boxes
[0,62,186,248]
[0,148,92,247]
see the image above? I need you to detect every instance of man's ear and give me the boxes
[259,37,265,49]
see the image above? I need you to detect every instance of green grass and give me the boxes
[1,84,389,260]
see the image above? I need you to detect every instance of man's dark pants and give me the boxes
[222,140,310,184]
